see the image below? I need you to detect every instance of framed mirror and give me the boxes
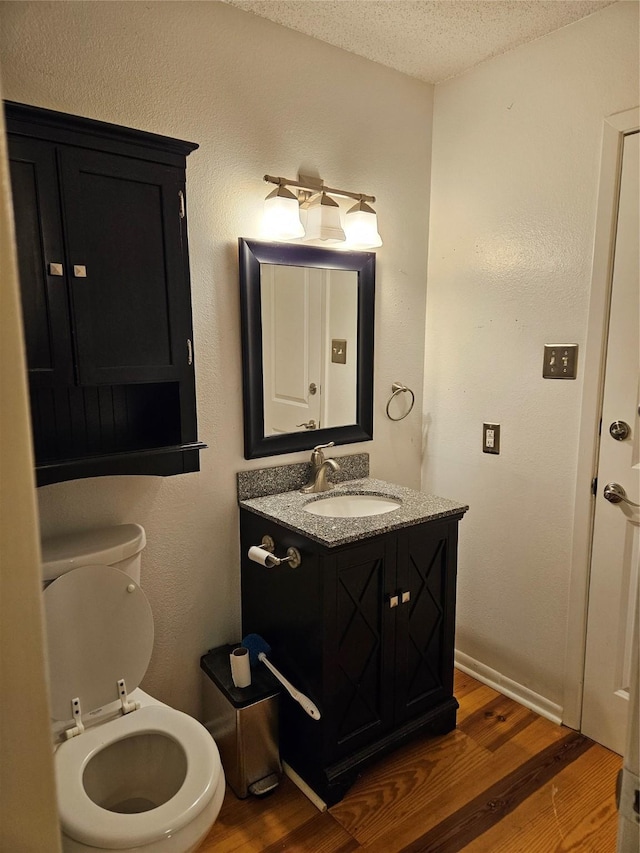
[239,238,375,459]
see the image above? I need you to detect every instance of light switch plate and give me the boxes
[331,339,347,364]
[543,343,578,379]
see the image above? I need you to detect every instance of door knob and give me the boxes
[296,419,317,430]
[609,421,631,441]
[603,483,640,507]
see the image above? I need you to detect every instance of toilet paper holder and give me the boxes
[250,536,302,569]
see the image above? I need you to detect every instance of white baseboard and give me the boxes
[282,762,327,812]
[455,650,563,726]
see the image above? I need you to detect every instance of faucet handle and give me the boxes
[309,441,334,471]
[312,442,335,453]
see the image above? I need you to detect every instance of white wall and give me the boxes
[0,1,433,717]
[424,1,639,711]
[0,83,61,852]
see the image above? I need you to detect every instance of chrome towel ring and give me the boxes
[386,383,415,421]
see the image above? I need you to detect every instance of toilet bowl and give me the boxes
[41,526,225,853]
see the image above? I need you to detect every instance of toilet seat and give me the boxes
[43,564,154,722]
[55,703,222,850]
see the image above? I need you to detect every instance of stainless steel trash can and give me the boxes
[200,645,281,798]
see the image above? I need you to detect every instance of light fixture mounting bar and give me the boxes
[264,174,375,204]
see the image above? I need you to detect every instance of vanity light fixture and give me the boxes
[344,199,383,249]
[304,191,345,243]
[262,173,382,249]
[262,182,305,240]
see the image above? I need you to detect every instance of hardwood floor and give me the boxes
[197,670,622,852]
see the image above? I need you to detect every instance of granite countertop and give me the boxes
[239,478,468,547]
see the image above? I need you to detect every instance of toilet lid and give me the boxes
[43,565,154,722]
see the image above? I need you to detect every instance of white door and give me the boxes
[582,131,639,755]
[261,264,323,435]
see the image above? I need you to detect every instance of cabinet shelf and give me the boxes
[36,442,208,487]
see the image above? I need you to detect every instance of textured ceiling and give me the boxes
[223,0,618,83]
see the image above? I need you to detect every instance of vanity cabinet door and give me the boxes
[393,519,459,726]
[325,537,397,761]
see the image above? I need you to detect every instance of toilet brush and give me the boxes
[242,633,321,721]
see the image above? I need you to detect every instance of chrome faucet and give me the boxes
[301,442,341,494]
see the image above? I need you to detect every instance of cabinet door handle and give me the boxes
[388,594,399,609]
[73,265,87,278]
[401,590,411,604]
[48,262,64,276]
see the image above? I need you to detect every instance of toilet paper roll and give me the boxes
[230,647,251,688]
[248,545,279,567]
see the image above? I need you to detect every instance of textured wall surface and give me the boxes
[423,1,639,707]
[0,1,432,717]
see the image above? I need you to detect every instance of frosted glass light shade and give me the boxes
[304,192,346,243]
[263,186,305,240]
[344,200,382,248]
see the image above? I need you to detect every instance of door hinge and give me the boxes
[187,339,193,365]
[178,190,186,219]
[591,476,598,496]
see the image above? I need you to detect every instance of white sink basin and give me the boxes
[304,494,402,518]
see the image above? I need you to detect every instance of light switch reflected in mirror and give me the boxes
[239,239,375,459]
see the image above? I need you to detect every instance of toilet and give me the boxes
[41,524,225,853]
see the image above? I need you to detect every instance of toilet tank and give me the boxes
[41,524,146,584]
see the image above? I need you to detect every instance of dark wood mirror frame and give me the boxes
[239,238,375,459]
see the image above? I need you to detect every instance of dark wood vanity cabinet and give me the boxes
[240,509,463,805]
[5,101,204,485]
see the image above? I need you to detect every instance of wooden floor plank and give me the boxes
[459,743,621,853]
[452,668,483,699]
[381,732,593,853]
[197,776,319,853]
[329,729,490,843]
[458,692,540,753]
[331,714,567,850]
[260,812,360,853]
[455,682,503,723]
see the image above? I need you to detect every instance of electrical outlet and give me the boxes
[483,423,500,454]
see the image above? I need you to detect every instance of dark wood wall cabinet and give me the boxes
[5,101,205,486]
[240,509,464,805]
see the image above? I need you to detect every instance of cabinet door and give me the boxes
[7,136,74,387]
[326,537,397,761]
[394,520,458,725]
[58,147,192,385]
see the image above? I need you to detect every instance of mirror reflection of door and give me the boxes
[261,264,357,436]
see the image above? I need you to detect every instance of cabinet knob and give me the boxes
[73,265,87,278]
[48,262,64,276]
[388,594,399,609]
[401,590,411,604]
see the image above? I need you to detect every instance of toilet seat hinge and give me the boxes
[65,697,85,739]
[118,678,140,715]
